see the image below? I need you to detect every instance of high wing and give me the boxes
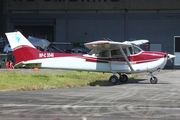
[84,40,134,71]
[84,39,149,50]
[84,40,132,50]
[128,39,149,45]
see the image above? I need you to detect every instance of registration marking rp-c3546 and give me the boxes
[39,53,54,58]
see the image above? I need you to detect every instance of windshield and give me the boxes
[133,45,143,54]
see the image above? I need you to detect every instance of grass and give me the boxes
[0,71,117,92]
[0,70,142,92]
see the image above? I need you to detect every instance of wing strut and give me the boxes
[119,47,134,71]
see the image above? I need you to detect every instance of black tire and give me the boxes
[150,77,158,84]
[109,75,119,85]
[120,74,128,83]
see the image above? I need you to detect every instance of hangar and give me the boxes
[0,0,180,68]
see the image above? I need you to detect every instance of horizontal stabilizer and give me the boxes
[84,40,132,50]
[14,62,42,68]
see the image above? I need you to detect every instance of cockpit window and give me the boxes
[133,45,142,54]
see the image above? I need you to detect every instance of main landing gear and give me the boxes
[109,73,128,85]
[150,72,158,84]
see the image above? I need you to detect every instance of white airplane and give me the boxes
[5,31,175,84]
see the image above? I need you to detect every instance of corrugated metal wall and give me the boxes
[4,0,180,67]
[0,0,4,36]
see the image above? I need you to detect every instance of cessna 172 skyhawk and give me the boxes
[5,31,175,84]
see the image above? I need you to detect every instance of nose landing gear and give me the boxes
[150,72,158,84]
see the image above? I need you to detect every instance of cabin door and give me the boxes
[110,49,130,72]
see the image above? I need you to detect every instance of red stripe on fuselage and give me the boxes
[129,51,167,64]
[85,57,109,63]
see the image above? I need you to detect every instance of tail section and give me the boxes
[5,31,40,65]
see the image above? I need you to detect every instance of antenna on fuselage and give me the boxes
[103,38,108,41]
[107,38,112,41]
[103,38,112,41]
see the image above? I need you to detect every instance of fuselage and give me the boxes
[14,45,168,73]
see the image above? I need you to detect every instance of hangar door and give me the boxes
[12,18,55,42]
[14,26,54,42]
[174,36,180,66]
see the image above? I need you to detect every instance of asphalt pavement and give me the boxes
[0,69,180,120]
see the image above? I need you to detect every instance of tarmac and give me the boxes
[0,69,180,120]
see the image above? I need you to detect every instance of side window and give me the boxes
[111,49,121,57]
[111,49,122,57]
[122,48,127,55]
[99,50,109,57]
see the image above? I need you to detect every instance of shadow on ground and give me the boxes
[89,78,169,86]
[89,78,147,86]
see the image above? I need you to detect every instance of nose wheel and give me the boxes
[150,72,158,84]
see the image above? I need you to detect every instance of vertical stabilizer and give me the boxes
[5,31,40,64]
[5,31,36,50]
